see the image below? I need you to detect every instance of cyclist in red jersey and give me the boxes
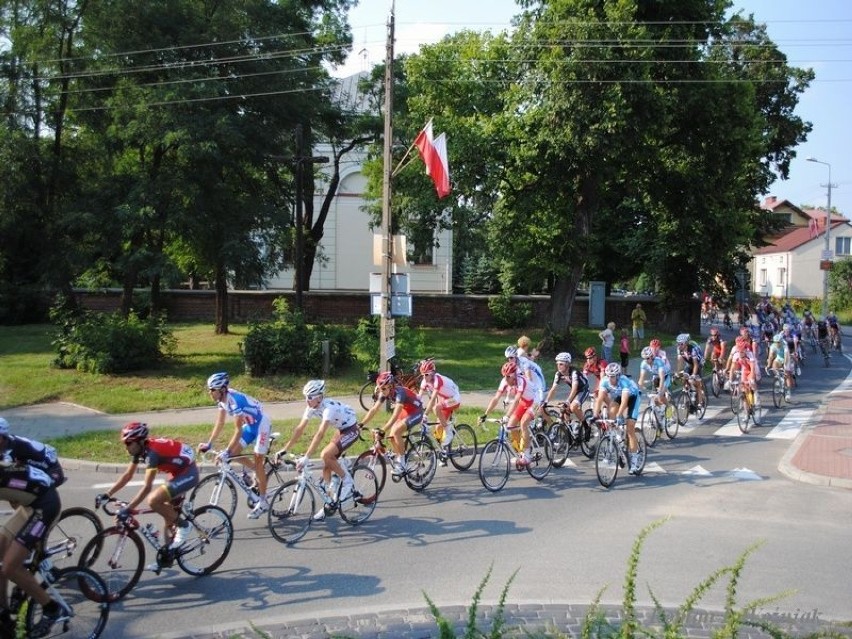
[96,422,199,552]
[582,346,608,392]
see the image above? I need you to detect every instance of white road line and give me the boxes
[714,419,745,437]
[765,408,811,439]
[92,479,165,489]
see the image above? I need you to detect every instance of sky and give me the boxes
[331,0,852,217]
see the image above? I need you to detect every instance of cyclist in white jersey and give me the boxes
[417,358,461,453]
[280,380,359,520]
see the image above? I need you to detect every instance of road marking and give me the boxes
[714,419,745,437]
[642,462,666,474]
[765,409,811,439]
[729,467,763,480]
[680,464,712,476]
[92,479,165,489]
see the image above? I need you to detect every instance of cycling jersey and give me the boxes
[640,356,672,389]
[817,321,829,339]
[219,388,272,453]
[380,385,425,426]
[303,398,358,429]
[134,437,196,478]
[600,375,641,399]
[705,335,725,357]
[2,435,65,487]
[583,358,608,388]
[518,355,545,402]
[678,341,705,368]
[419,373,461,407]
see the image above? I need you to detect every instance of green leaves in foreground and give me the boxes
[422,517,824,639]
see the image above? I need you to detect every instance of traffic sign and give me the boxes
[820,260,833,271]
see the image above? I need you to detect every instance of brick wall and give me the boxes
[73,289,699,334]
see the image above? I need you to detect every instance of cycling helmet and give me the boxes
[584,347,597,358]
[376,371,395,386]
[504,345,518,359]
[650,338,661,349]
[206,371,230,390]
[782,323,791,331]
[773,334,783,344]
[641,346,654,359]
[555,352,572,364]
[604,362,622,377]
[121,421,149,444]
[0,417,9,437]
[676,333,690,345]
[501,361,518,377]
[302,379,325,399]
[735,336,748,348]
[419,358,436,375]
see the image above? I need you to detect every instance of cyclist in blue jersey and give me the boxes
[637,346,672,416]
[593,363,643,474]
[199,371,273,519]
[675,333,706,409]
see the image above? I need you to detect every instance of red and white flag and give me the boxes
[413,120,451,199]
[809,217,819,238]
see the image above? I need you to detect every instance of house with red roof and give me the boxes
[751,196,851,299]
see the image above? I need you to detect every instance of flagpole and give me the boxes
[379,1,396,371]
[391,119,433,177]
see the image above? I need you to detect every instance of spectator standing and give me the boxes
[619,328,630,369]
[631,303,647,350]
[599,321,615,362]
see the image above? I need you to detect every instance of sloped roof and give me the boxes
[802,208,849,222]
[754,219,850,255]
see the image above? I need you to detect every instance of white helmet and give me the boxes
[302,379,325,399]
[504,345,518,358]
[0,417,9,437]
[604,362,622,377]
[676,333,690,345]
[206,371,230,390]
[555,352,572,364]
[641,346,654,359]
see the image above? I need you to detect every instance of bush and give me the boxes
[240,298,353,377]
[488,293,533,330]
[50,303,174,374]
[352,315,425,373]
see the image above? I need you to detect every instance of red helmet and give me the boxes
[650,338,661,349]
[376,371,395,386]
[584,347,597,358]
[121,421,149,444]
[501,361,518,377]
[419,358,436,375]
[735,336,748,348]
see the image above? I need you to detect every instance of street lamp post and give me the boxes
[806,157,835,318]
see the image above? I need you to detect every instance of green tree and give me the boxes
[829,258,852,311]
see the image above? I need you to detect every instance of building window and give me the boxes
[777,267,786,285]
[836,236,851,256]
[759,269,767,287]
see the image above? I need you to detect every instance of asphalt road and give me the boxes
[53,344,852,639]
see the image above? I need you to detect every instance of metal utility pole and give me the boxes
[806,157,837,317]
[379,3,395,370]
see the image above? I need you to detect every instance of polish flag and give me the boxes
[808,217,818,238]
[414,120,451,199]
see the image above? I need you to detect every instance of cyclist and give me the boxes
[593,363,643,474]
[361,371,424,477]
[512,341,546,420]
[417,359,461,456]
[479,361,535,467]
[0,417,66,639]
[648,337,670,367]
[729,335,762,419]
[544,352,591,437]
[199,372,273,519]
[280,380,358,519]
[675,333,706,410]
[766,334,794,403]
[582,346,608,393]
[779,323,802,377]
[816,317,831,356]
[703,327,727,376]
[96,422,198,562]
[826,310,841,349]
[637,346,672,417]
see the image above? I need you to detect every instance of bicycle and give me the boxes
[673,371,706,425]
[639,389,677,447]
[593,416,647,488]
[543,401,598,466]
[80,496,233,602]
[189,432,295,519]
[817,335,831,367]
[765,366,786,409]
[3,530,110,638]
[729,374,760,433]
[266,455,379,544]
[424,417,478,471]
[477,417,553,492]
[45,506,103,570]
[803,324,818,353]
[829,325,843,353]
[709,357,727,398]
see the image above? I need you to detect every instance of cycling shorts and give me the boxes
[612,393,641,421]
[332,424,361,455]
[0,489,61,551]
[163,465,200,499]
[240,414,273,455]
[511,397,534,423]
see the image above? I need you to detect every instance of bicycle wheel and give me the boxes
[639,407,659,448]
[190,472,238,519]
[547,422,571,468]
[711,371,722,398]
[265,460,297,502]
[177,505,233,576]
[632,431,647,476]
[403,436,438,491]
[580,412,599,459]
[338,463,379,525]
[78,527,144,602]
[446,423,478,471]
[267,479,315,544]
[695,387,707,420]
[737,395,752,433]
[358,380,375,411]
[47,506,103,570]
[595,434,619,488]
[772,376,784,409]
[355,449,387,495]
[526,431,553,481]
[478,439,510,492]
[674,389,690,426]
[25,566,110,639]
[663,405,679,439]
